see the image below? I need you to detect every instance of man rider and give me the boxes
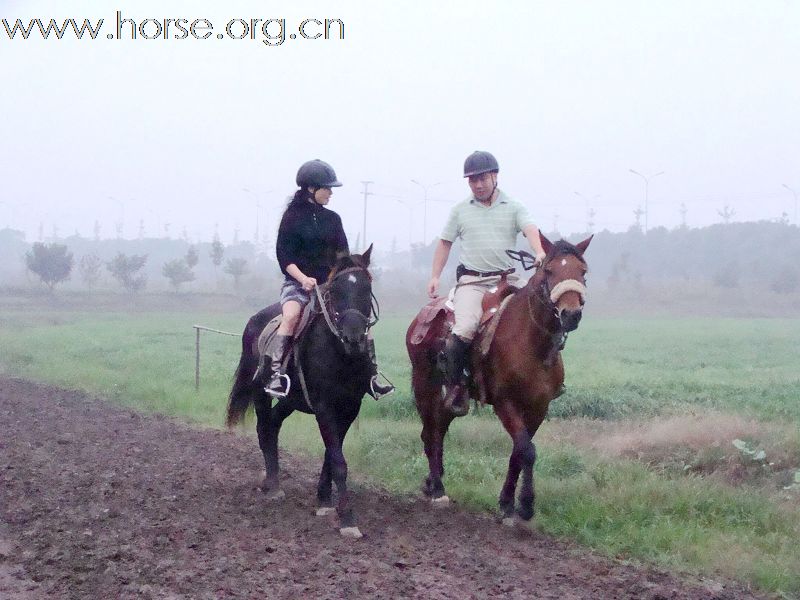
[426,151,546,415]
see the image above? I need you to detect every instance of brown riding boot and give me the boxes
[442,334,470,416]
[265,334,292,397]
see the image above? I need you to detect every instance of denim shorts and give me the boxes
[279,278,311,307]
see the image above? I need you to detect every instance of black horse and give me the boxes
[226,247,376,537]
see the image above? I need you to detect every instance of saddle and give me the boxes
[408,277,519,350]
[255,298,320,381]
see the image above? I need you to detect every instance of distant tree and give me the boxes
[223,257,248,289]
[185,245,199,269]
[162,258,195,291]
[24,242,73,291]
[106,252,148,293]
[210,236,224,269]
[770,265,799,294]
[712,261,740,289]
[79,253,102,288]
[718,204,736,224]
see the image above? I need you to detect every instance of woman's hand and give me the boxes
[301,276,317,291]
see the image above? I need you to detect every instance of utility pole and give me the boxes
[782,184,798,225]
[411,180,442,245]
[574,191,599,233]
[629,169,664,234]
[360,181,374,252]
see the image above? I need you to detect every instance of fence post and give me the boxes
[195,326,201,391]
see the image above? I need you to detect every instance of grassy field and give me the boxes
[1,306,799,596]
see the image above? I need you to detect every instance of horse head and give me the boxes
[325,243,375,355]
[535,233,592,332]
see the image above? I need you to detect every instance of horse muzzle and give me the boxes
[559,308,583,332]
[340,330,367,355]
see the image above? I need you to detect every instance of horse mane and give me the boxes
[328,252,370,282]
[548,240,587,263]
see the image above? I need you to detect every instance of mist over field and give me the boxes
[2,220,799,318]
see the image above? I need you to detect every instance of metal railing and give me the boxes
[193,324,238,391]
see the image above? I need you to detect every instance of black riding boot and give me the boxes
[366,338,395,399]
[265,334,292,397]
[443,334,470,416]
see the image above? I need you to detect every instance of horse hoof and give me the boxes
[502,517,516,527]
[316,507,336,517]
[431,495,450,508]
[339,526,363,539]
[264,488,285,501]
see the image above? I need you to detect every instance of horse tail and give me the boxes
[225,304,280,427]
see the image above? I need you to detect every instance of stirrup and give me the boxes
[265,373,291,398]
[369,373,395,399]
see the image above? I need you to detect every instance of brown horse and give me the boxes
[406,233,592,522]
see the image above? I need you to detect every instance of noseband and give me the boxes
[314,266,379,344]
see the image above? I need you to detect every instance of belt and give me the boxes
[457,264,515,279]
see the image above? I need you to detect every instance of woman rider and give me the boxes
[266,159,394,399]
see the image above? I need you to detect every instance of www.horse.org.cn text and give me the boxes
[1,11,346,47]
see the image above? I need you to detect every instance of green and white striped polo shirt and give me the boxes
[439,189,534,272]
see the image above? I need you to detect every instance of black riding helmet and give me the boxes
[463,151,499,177]
[296,159,343,188]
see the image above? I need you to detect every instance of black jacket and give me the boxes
[275,200,349,283]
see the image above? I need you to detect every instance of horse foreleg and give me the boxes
[257,396,293,498]
[517,437,537,521]
[316,414,360,536]
[496,406,530,520]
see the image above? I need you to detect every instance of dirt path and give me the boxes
[0,378,766,599]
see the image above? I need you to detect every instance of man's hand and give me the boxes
[534,252,546,268]
[301,276,317,291]
[427,276,439,298]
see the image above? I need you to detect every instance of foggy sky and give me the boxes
[2,0,799,252]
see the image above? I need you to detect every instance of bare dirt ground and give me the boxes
[0,378,768,599]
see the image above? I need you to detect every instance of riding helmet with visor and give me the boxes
[296,159,343,189]
[463,151,499,177]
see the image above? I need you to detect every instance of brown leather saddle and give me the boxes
[408,276,518,348]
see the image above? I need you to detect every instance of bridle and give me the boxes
[506,249,588,358]
[313,266,379,344]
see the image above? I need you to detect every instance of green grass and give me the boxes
[2,308,799,596]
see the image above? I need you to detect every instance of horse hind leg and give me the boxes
[418,383,451,504]
[315,452,335,516]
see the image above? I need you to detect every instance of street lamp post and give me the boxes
[242,188,273,247]
[782,184,798,225]
[410,179,442,246]
[628,169,664,234]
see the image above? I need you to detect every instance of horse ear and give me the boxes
[575,235,593,255]
[538,231,553,255]
[335,249,350,261]
[361,243,373,266]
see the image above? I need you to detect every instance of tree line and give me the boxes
[3,220,799,295]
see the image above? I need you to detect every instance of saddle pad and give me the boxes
[257,315,283,357]
[409,296,450,345]
[477,293,515,357]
